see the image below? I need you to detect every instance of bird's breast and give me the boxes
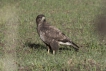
[40,31,45,41]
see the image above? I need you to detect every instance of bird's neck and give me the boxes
[38,21,46,27]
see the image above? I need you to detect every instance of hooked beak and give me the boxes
[41,17,45,22]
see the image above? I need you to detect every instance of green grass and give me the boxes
[0,0,106,71]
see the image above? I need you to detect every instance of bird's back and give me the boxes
[38,22,67,41]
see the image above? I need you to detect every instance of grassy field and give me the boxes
[0,0,106,71]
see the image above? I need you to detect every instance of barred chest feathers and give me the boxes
[39,31,45,41]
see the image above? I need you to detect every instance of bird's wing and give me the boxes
[39,23,79,51]
[40,24,67,41]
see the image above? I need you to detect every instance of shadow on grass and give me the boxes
[59,47,72,51]
[24,41,75,51]
[24,41,46,49]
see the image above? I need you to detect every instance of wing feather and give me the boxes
[40,23,67,41]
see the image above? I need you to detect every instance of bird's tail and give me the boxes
[59,40,79,51]
[69,41,79,51]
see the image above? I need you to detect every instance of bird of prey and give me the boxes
[36,14,79,54]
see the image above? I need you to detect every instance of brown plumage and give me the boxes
[36,14,79,54]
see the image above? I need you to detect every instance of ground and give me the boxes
[0,0,106,71]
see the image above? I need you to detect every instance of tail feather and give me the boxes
[70,41,79,51]
[58,40,79,51]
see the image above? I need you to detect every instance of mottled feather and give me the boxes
[36,14,79,54]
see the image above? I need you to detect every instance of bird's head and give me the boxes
[36,14,46,25]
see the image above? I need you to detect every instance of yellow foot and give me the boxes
[53,50,55,55]
[48,49,50,54]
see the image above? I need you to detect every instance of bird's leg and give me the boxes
[53,50,56,55]
[45,44,51,54]
[50,39,59,54]
[47,46,50,54]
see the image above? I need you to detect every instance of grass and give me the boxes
[0,0,106,71]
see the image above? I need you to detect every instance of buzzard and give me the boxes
[36,14,79,54]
